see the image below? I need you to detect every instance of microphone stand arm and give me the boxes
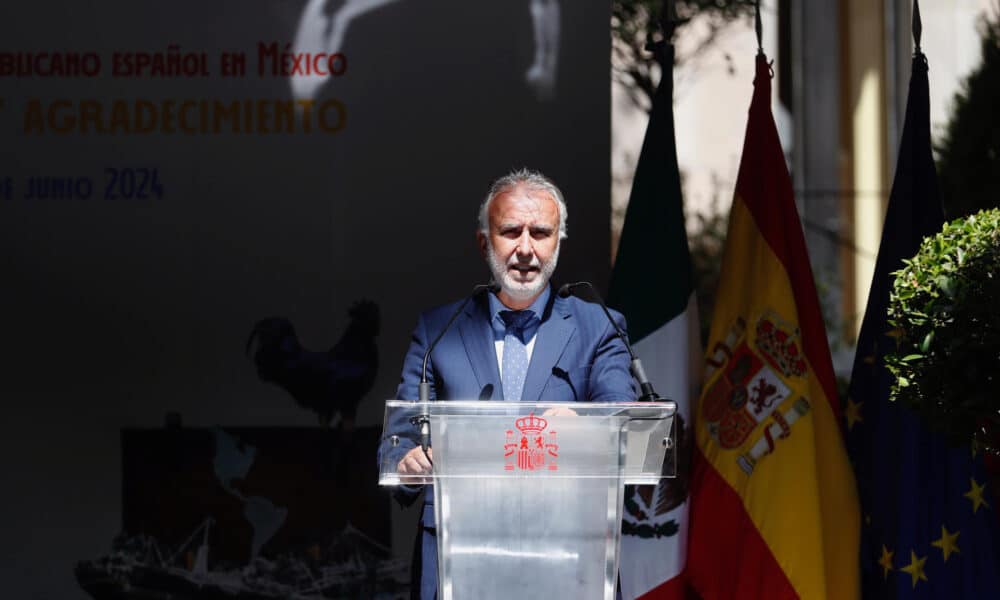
[561,281,661,403]
[412,282,497,458]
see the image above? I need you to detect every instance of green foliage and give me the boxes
[886,208,1000,445]
[936,11,1000,218]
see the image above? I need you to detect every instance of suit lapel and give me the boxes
[458,295,501,399]
[521,294,575,401]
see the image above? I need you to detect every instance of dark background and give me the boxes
[120,427,386,563]
[0,1,610,597]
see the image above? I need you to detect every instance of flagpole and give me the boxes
[651,0,679,69]
[912,0,923,54]
[755,0,763,56]
[661,0,677,44]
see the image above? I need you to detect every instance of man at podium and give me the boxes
[384,168,637,599]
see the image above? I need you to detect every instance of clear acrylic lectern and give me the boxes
[379,400,677,600]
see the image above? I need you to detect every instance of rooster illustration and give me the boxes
[246,300,379,429]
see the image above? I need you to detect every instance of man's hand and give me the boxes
[541,406,578,417]
[398,446,433,476]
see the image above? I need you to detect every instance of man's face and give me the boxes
[478,184,561,309]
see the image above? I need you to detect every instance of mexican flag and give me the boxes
[608,41,702,600]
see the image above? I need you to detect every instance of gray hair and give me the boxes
[478,168,568,240]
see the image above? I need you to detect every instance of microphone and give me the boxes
[557,281,661,403]
[412,281,499,454]
[420,280,499,402]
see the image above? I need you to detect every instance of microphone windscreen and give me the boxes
[557,283,573,298]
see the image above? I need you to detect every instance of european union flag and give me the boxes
[845,46,1000,598]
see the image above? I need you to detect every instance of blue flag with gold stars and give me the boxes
[845,51,1000,597]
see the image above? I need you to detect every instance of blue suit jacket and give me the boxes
[383,288,637,501]
[380,287,636,599]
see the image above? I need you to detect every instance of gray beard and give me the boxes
[486,239,559,301]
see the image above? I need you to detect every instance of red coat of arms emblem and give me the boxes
[504,412,558,471]
[701,312,813,475]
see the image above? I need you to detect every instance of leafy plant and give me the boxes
[885,208,1000,446]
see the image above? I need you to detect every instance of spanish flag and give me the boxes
[686,54,860,599]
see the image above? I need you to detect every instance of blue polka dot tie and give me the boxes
[500,310,535,401]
